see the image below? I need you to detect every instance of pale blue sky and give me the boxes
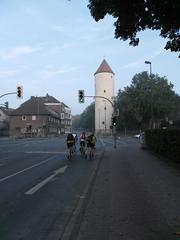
[0,0,179,115]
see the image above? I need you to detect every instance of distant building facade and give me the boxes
[9,94,72,137]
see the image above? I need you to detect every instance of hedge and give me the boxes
[145,129,180,163]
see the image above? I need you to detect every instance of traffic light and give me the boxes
[112,116,117,126]
[4,101,8,109]
[78,90,85,103]
[17,86,23,98]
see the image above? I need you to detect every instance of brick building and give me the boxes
[9,94,72,137]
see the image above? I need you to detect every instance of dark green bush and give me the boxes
[145,129,180,163]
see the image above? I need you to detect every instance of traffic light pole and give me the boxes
[113,125,117,148]
[85,95,114,107]
[0,92,16,99]
[85,95,117,148]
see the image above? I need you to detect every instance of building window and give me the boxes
[32,115,36,120]
[61,113,64,119]
[104,90,106,93]
[22,115,26,121]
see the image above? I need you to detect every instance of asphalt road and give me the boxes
[0,136,180,240]
[0,136,104,240]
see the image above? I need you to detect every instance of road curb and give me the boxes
[60,146,105,240]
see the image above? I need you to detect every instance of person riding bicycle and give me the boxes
[80,132,86,154]
[86,133,96,159]
[66,133,75,159]
[72,133,78,151]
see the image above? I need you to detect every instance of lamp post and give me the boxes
[144,61,152,76]
[145,60,154,128]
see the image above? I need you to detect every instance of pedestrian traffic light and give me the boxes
[17,86,23,98]
[78,90,85,103]
[112,116,117,126]
[4,101,8,109]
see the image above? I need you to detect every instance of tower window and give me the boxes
[104,90,106,93]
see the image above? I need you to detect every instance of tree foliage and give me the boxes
[77,102,95,131]
[88,0,180,55]
[116,71,179,130]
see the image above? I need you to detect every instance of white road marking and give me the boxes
[25,151,67,154]
[99,138,105,147]
[25,165,68,195]
[0,156,55,184]
[103,139,128,146]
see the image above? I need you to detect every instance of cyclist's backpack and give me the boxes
[87,135,92,143]
[92,135,96,144]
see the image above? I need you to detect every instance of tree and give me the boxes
[72,114,81,130]
[116,71,178,130]
[88,0,180,55]
[79,102,95,131]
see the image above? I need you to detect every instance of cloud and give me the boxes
[50,25,65,33]
[0,69,18,78]
[119,49,164,70]
[0,46,37,60]
[49,21,112,43]
[39,66,80,79]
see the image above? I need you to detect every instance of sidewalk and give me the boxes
[71,144,178,240]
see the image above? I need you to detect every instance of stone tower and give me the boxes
[94,59,115,134]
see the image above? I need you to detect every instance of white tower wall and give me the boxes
[95,72,114,134]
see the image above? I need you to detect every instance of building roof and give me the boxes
[0,107,14,116]
[95,59,114,75]
[61,102,70,109]
[10,94,60,117]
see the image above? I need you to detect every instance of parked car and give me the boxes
[134,134,140,138]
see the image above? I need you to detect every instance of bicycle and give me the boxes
[80,141,86,156]
[67,144,75,160]
[85,145,95,160]
[89,146,95,160]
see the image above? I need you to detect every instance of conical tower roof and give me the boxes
[95,59,114,75]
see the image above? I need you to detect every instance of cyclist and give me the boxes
[66,133,75,160]
[86,132,96,160]
[79,132,86,155]
[72,133,78,151]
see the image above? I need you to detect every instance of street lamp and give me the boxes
[145,60,154,128]
[144,61,152,76]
